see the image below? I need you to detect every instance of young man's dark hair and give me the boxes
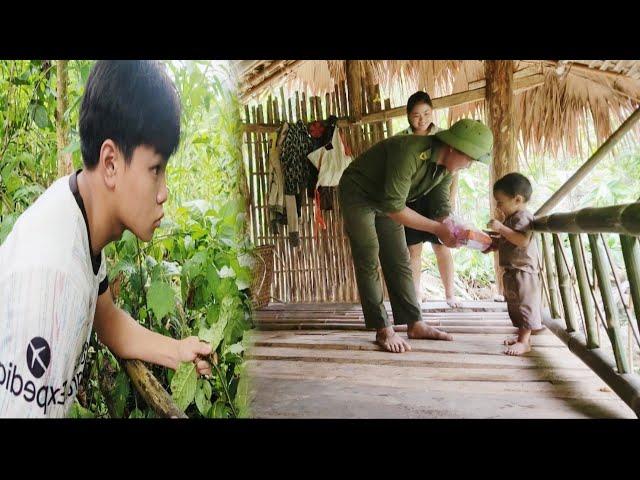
[406,90,433,114]
[79,60,181,169]
[493,172,533,202]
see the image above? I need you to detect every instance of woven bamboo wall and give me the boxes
[242,80,395,303]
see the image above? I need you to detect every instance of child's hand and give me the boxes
[487,219,504,234]
[481,235,500,254]
[176,336,212,376]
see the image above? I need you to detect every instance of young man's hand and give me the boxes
[436,223,458,248]
[176,337,213,376]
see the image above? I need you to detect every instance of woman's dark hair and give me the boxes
[406,90,433,114]
[493,172,533,202]
[79,60,181,169]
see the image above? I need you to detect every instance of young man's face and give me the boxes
[440,146,473,173]
[117,146,168,242]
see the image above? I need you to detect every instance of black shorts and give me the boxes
[404,195,444,247]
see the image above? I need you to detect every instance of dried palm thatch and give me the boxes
[238,60,640,159]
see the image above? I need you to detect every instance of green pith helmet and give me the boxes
[434,119,494,164]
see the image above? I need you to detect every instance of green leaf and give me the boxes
[171,361,197,411]
[113,370,130,418]
[218,265,235,278]
[199,315,227,351]
[209,400,229,418]
[68,401,95,419]
[33,104,49,129]
[61,139,80,154]
[129,408,145,419]
[195,381,212,416]
[147,281,176,321]
[225,342,244,356]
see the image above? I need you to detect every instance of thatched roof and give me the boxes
[234,60,640,158]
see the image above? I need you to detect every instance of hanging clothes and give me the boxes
[281,119,314,196]
[306,116,338,195]
[279,119,314,247]
[267,123,288,234]
[307,126,352,187]
[307,124,352,234]
[266,122,301,246]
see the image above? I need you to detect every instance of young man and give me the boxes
[0,61,212,418]
[338,119,493,353]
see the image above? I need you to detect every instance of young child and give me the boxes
[486,172,542,356]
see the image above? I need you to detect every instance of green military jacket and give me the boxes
[340,134,452,214]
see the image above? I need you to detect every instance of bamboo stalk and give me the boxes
[279,87,286,121]
[295,91,301,122]
[541,234,562,319]
[569,234,600,348]
[384,98,393,137]
[301,92,308,123]
[621,235,640,341]
[534,202,640,235]
[123,360,186,418]
[553,234,579,332]
[588,234,630,373]
[331,91,338,117]
[325,92,331,118]
[245,105,258,246]
[257,105,269,247]
[339,81,348,119]
[358,73,545,124]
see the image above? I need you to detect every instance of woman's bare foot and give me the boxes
[503,336,518,346]
[504,341,531,356]
[407,320,453,341]
[376,326,412,353]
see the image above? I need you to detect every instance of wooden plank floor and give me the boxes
[245,302,636,418]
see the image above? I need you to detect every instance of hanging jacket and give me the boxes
[281,119,314,196]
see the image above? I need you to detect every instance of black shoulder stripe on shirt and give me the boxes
[98,276,109,296]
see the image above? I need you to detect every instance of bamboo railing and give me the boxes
[533,202,640,416]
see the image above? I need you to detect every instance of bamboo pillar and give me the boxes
[620,235,640,340]
[588,234,630,373]
[541,233,562,318]
[485,60,517,294]
[56,60,73,177]
[552,234,579,332]
[569,233,600,348]
[345,60,365,156]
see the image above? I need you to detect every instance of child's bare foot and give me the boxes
[446,297,463,308]
[504,341,531,356]
[407,320,453,341]
[503,336,518,346]
[376,326,412,353]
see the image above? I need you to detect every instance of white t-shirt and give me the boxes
[0,173,107,418]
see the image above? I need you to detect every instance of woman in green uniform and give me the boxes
[338,119,493,353]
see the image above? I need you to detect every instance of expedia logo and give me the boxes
[0,339,89,416]
[26,337,51,378]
